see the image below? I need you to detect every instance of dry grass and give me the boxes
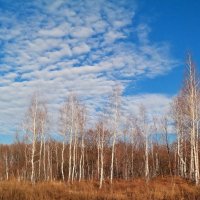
[0,177,199,200]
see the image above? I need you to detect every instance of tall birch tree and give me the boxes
[109,85,122,184]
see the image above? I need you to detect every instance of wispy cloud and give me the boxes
[0,0,178,135]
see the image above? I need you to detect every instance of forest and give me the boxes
[1,56,200,200]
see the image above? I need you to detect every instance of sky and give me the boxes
[0,0,199,143]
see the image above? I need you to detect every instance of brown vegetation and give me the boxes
[0,177,199,200]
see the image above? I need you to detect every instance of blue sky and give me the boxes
[133,0,200,95]
[0,0,199,142]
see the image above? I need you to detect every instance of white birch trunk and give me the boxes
[61,139,65,181]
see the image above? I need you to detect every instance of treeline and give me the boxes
[0,55,200,187]
[0,133,175,182]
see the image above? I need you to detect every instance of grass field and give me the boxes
[0,177,199,200]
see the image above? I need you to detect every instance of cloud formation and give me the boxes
[0,0,177,136]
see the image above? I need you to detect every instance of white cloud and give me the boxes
[123,94,172,116]
[0,0,178,137]
[72,43,91,55]
[104,31,126,43]
[136,24,151,44]
[39,23,70,37]
[71,27,94,38]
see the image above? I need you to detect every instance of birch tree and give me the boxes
[38,102,48,181]
[78,106,86,182]
[60,93,83,182]
[173,55,200,184]
[172,96,187,177]
[138,105,150,182]
[160,116,172,176]
[109,85,122,184]
[24,94,47,183]
[96,118,108,188]
[183,55,200,184]
[59,102,68,181]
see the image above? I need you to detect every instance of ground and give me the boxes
[0,177,199,200]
